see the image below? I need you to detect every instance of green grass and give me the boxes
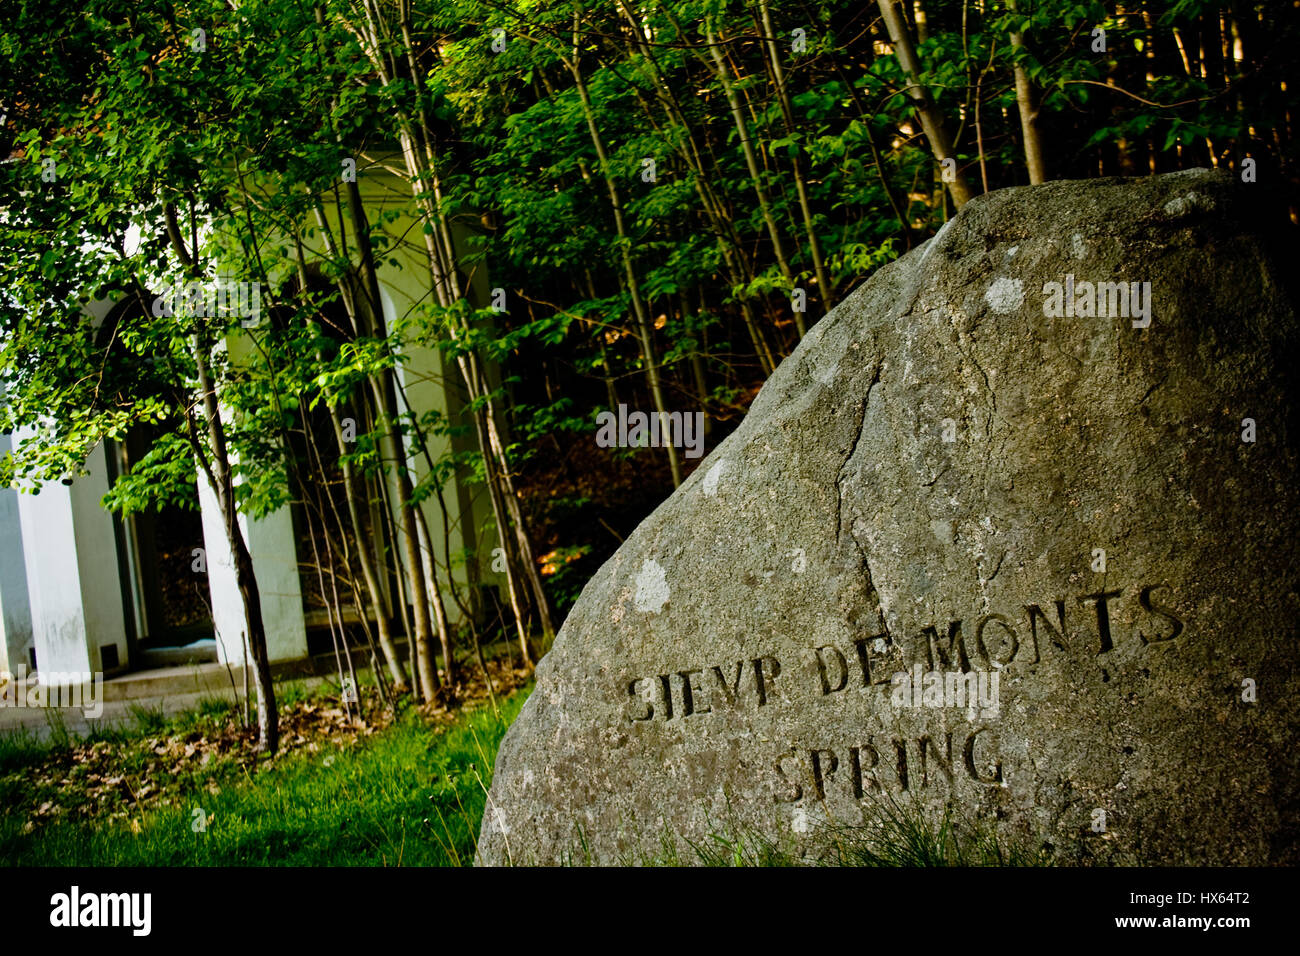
[0,686,531,866]
[126,702,169,735]
[639,796,1049,867]
[0,713,139,776]
[0,725,45,774]
[819,799,1050,866]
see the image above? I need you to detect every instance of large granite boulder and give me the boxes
[479,169,1300,865]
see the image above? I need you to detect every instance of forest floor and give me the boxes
[0,656,532,866]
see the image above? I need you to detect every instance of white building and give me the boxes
[1,170,496,683]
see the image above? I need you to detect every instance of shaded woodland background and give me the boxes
[435,0,1298,610]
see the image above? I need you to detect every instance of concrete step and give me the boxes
[3,653,332,706]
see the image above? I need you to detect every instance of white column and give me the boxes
[15,440,128,678]
[0,431,34,674]
[198,474,308,665]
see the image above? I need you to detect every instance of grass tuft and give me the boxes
[637,795,1048,867]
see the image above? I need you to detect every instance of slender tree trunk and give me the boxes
[808,11,914,248]
[759,0,835,313]
[704,24,800,321]
[477,384,555,639]
[163,198,278,752]
[329,407,408,691]
[299,473,355,722]
[567,24,683,487]
[415,503,458,686]
[1008,0,1047,184]
[876,0,975,208]
[475,412,535,667]
[588,272,623,410]
[343,178,441,702]
[612,3,778,367]
[194,338,278,752]
[911,0,930,43]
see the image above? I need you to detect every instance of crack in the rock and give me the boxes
[1139,372,1169,407]
[835,361,880,536]
[986,548,1006,583]
[835,359,888,639]
[954,317,1003,513]
[921,464,952,488]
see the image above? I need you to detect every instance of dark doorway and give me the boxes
[107,428,215,659]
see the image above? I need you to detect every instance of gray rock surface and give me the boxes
[479,169,1300,865]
